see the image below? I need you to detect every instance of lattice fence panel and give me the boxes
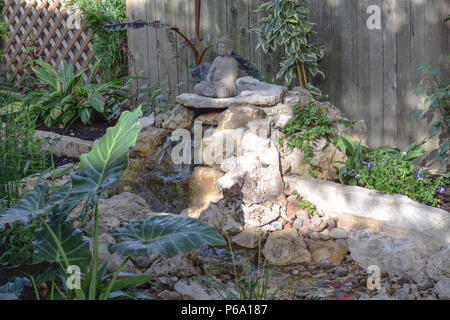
[1,0,95,84]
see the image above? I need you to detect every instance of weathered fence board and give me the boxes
[1,0,96,83]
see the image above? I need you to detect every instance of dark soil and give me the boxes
[37,119,115,142]
[47,153,79,167]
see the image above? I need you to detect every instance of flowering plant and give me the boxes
[336,136,448,207]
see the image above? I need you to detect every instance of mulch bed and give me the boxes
[37,119,116,142]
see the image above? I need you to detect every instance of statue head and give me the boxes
[218,35,233,56]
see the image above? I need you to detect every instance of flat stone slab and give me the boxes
[176,76,287,109]
[284,175,450,251]
[34,130,93,158]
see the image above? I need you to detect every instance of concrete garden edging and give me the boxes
[284,175,450,251]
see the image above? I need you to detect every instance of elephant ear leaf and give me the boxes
[0,183,52,228]
[33,217,91,268]
[55,106,143,219]
[0,277,31,300]
[108,215,226,258]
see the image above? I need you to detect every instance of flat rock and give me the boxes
[176,77,287,109]
[347,229,430,281]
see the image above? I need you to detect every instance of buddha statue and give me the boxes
[194,35,238,98]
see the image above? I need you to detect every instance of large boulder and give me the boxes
[263,229,311,266]
[347,229,431,281]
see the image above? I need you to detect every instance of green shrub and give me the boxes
[27,59,129,128]
[66,0,128,82]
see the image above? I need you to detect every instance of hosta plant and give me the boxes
[0,106,226,300]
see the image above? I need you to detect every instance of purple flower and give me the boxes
[402,152,407,157]
[354,173,359,179]
[439,187,446,195]
[360,160,366,165]
[416,168,424,181]
[367,162,374,169]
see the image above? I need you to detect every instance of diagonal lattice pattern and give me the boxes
[1,0,95,83]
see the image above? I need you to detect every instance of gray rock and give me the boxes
[284,176,450,251]
[217,105,266,130]
[329,228,348,240]
[348,229,430,281]
[176,76,287,108]
[426,244,450,281]
[161,104,194,130]
[241,203,280,227]
[146,253,200,278]
[173,276,223,300]
[434,278,450,299]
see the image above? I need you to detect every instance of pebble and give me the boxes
[334,266,348,277]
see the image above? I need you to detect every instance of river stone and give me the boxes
[132,127,171,158]
[329,228,348,240]
[306,239,346,266]
[231,228,266,249]
[434,278,450,299]
[263,229,311,266]
[188,167,223,215]
[161,104,194,130]
[174,276,224,300]
[177,77,287,108]
[426,244,450,281]
[146,253,200,278]
[348,229,430,281]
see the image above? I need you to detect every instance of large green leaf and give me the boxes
[0,183,52,227]
[0,277,31,300]
[108,215,226,258]
[55,107,143,218]
[33,218,91,268]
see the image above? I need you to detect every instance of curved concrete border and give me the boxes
[284,175,450,251]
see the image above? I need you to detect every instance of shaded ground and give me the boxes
[37,119,115,141]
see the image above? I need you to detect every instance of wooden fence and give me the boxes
[1,0,95,83]
[126,0,449,150]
